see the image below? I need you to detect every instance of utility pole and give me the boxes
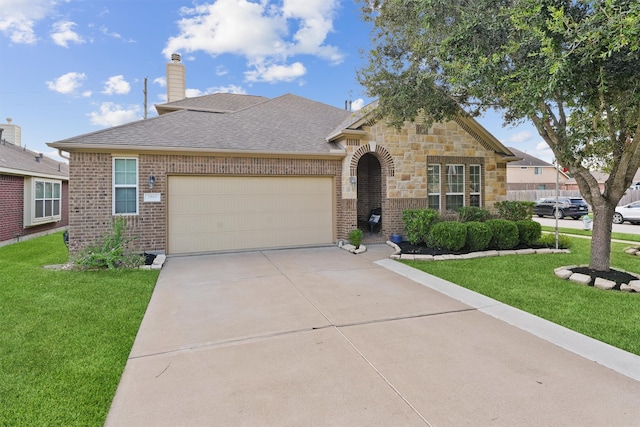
[143,77,148,119]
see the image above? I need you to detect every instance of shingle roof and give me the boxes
[155,93,269,114]
[507,147,552,167]
[50,94,352,155]
[0,141,68,179]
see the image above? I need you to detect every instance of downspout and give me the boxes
[57,149,70,161]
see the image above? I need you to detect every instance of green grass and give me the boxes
[0,233,159,426]
[540,225,640,243]
[403,237,640,355]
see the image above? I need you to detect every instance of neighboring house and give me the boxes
[48,55,518,256]
[0,132,69,246]
[506,147,569,190]
[561,171,608,192]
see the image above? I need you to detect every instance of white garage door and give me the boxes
[168,176,335,254]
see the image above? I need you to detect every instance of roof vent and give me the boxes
[171,53,181,63]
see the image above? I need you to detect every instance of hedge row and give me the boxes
[401,204,542,251]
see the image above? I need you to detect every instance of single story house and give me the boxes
[49,56,518,256]
[0,134,69,246]
[506,147,569,191]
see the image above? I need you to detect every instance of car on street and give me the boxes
[533,197,589,220]
[613,201,640,225]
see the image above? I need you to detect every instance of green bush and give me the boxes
[486,219,519,250]
[348,228,364,248]
[465,221,492,251]
[457,206,492,223]
[537,233,572,249]
[402,209,440,245]
[494,200,534,221]
[426,221,467,251]
[74,217,144,269]
[516,220,542,246]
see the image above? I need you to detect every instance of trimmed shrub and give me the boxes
[402,209,440,245]
[494,200,535,221]
[426,221,467,251]
[465,221,492,252]
[348,228,363,248]
[516,220,542,246]
[458,206,492,223]
[485,219,519,250]
[537,233,572,249]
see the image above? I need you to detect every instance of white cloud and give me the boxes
[245,61,306,83]
[507,130,534,144]
[101,75,131,95]
[215,65,228,76]
[535,140,554,163]
[162,0,342,84]
[46,72,87,95]
[208,84,247,94]
[0,0,54,44]
[99,25,135,43]
[351,98,364,111]
[153,76,166,87]
[88,102,141,127]
[51,20,84,47]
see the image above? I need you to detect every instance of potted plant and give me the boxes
[348,228,363,249]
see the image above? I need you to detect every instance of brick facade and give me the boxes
[0,174,69,244]
[68,152,344,253]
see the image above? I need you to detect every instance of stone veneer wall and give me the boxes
[68,152,344,254]
[340,119,509,238]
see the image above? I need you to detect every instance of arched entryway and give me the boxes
[357,153,382,235]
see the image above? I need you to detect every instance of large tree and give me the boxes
[358,0,640,271]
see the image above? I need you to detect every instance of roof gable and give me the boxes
[155,93,269,115]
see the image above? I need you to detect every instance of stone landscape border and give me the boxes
[554,265,640,292]
[385,241,570,261]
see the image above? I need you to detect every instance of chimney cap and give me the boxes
[171,53,181,63]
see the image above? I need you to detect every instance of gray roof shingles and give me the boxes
[507,147,552,167]
[0,141,68,178]
[51,94,352,154]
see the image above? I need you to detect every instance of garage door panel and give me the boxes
[168,176,334,254]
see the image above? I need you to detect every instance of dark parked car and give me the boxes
[533,197,589,220]
[613,201,640,224]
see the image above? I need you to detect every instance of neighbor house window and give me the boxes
[469,164,481,207]
[23,178,62,226]
[534,167,543,175]
[113,158,138,215]
[446,164,464,210]
[427,164,441,210]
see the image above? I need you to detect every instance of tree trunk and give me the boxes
[589,201,616,272]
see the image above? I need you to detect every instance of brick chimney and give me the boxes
[166,53,186,103]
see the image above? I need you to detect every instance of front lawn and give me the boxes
[0,233,159,426]
[403,237,640,355]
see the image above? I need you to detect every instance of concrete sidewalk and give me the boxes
[106,245,640,426]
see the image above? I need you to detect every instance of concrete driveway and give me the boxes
[106,245,640,426]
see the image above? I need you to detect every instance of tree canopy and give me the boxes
[358,0,640,271]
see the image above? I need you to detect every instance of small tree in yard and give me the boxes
[358,0,640,272]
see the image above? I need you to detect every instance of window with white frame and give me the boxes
[534,167,543,175]
[469,164,481,207]
[113,158,138,215]
[446,164,464,210]
[24,178,62,226]
[427,164,441,210]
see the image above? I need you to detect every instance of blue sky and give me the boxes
[0,0,552,163]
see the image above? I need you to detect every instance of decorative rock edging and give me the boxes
[338,242,367,254]
[624,246,640,257]
[139,254,167,270]
[385,241,569,261]
[555,265,640,292]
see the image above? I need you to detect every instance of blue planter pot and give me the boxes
[390,233,402,244]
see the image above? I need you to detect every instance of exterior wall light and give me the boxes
[148,175,156,189]
[349,176,356,185]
